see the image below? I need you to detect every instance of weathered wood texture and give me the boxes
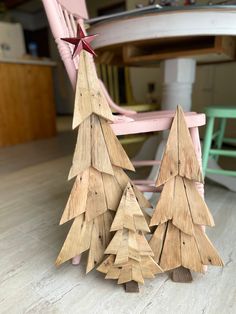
[0,62,56,147]
[156,106,203,187]
[56,49,150,275]
[97,183,162,286]
[150,106,223,279]
[73,51,113,129]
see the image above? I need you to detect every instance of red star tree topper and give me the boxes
[61,24,97,58]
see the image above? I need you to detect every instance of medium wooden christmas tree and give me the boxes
[149,106,223,282]
[56,25,150,273]
[97,182,163,290]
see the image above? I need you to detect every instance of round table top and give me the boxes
[89,6,236,50]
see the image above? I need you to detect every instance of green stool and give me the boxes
[202,106,236,177]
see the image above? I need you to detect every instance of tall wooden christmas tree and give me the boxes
[149,106,223,282]
[56,25,150,273]
[97,183,163,290]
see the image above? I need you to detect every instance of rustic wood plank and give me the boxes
[60,169,89,225]
[102,210,114,246]
[172,176,194,236]
[100,119,135,172]
[110,182,148,232]
[134,215,150,233]
[112,166,130,188]
[68,116,91,180]
[159,222,181,271]
[84,52,114,123]
[150,178,174,226]
[98,256,150,285]
[73,51,113,129]
[105,267,121,279]
[136,232,154,256]
[194,225,224,266]
[105,230,123,255]
[113,166,151,209]
[149,223,167,263]
[125,183,146,217]
[55,214,93,266]
[97,255,115,273]
[102,173,123,211]
[128,230,140,262]
[156,109,178,187]
[85,167,108,222]
[131,263,144,284]
[103,210,114,237]
[177,106,203,183]
[87,214,110,273]
[156,105,203,186]
[118,265,132,284]
[114,229,129,265]
[141,256,163,274]
[181,231,204,273]
[73,50,92,128]
[91,115,114,175]
[131,184,152,211]
[184,178,215,227]
[110,194,126,231]
[140,266,155,279]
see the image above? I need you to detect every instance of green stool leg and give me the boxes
[202,117,215,177]
[215,118,226,162]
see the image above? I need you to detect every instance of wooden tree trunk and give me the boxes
[125,281,139,293]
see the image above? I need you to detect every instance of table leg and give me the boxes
[161,58,196,112]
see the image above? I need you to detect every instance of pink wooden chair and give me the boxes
[42,0,206,265]
[42,0,205,193]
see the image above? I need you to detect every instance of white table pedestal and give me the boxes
[161,58,196,112]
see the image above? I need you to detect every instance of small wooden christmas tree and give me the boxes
[56,26,150,273]
[149,106,223,282]
[97,183,163,291]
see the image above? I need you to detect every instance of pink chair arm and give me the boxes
[132,160,161,167]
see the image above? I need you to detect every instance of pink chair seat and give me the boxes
[112,111,205,136]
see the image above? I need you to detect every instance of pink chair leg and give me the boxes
[72,254,81,265]
[190,127,207,272]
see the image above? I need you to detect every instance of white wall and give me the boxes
[129,66,162,103]
[192,62,236,137]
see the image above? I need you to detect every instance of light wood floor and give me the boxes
[0,129,235,314]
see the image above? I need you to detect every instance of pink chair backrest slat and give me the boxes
[57,0,88,19]
[42,0,86,88]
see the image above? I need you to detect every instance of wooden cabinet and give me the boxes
[0,61,57,147]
